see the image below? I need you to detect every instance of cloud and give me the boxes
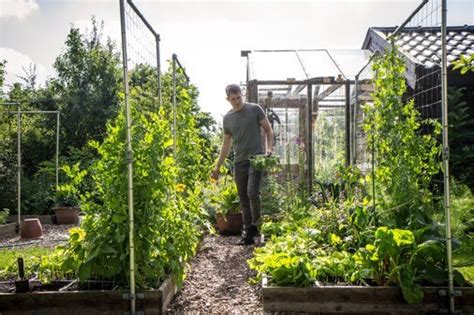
[0,0,40,20]
[0,47,49,89]
[72,18,121,45]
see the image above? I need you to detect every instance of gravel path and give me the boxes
[167,234,263,314]
[0,224,74,248]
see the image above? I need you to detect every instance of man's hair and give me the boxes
[225,84,242,96]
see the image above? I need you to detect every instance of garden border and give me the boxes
[262,276,474,314]
[0,275,178,314]
[0,223,17,238]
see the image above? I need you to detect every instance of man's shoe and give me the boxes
[237,237,255,246]
[248,225,259,238]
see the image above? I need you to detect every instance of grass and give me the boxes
[0,247,54,279]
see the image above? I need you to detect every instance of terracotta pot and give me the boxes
[20,218,43,239]
[53,206,80,225]
[216,212,243,235]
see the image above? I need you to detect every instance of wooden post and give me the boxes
[345,81,351,166]
[307,84,313,193]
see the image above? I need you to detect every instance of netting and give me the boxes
[354,0,443,170]
[124,1,158,71]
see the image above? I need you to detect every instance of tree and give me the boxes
[52,17,122,151]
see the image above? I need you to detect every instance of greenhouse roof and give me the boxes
[242,49,373,82]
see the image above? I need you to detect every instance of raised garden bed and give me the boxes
[0,276,178,314]
[262,276,474,314]
[7,215,54,225]
[0,223,17,238]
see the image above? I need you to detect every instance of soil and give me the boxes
[167,234,264,314]
[0,224,74,249]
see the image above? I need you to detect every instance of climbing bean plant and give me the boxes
[60,63,212,288]
[363,44,442,229]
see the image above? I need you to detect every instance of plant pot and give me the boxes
[216,212,243,235]
[53,206,80,225]
[20,218,43,239]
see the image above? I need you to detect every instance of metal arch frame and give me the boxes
[126,0,162,106]
[171,53,191,157]
[2,105,60,230]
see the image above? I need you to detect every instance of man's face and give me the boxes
[226,92,243,107]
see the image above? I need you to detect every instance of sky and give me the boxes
[1,0,473,121]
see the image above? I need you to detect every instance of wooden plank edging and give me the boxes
[262,276,474,314]
[0,274,179,315]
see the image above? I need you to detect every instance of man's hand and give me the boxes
[211,167,220,181]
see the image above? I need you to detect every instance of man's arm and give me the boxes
[259,118,274,155]
[211,133,232,180]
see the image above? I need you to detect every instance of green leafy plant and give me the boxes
[57,62,213,288]
[363,44,442,229]
[213,175,240,215]
[0,208,9,224]
[452,53,474,74]
[353,227,446,303]
[250,154,280,171]
[55,163,87,207]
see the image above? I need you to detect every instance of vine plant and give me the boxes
[60,63,213,288]
[363,44,442,229]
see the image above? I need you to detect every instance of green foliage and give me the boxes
[449,180,474,239]
[249,154,280,171]
[0,208,9,224]
[0,247,56,280]
[314,109,346,183]
[363,44,442,229]
[55,163,87,206]
[59,62,213,288]
[448,87,474,190]
[52,17,122,150]
[211,175,240,215]
[260,175,284,215]
[452,53,474,74]
[354,227,447,303]
[248,43,472,306]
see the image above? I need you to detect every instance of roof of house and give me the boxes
[362,25,474,69]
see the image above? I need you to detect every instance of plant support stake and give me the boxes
[120,0,136,313]
[441,0,455,312]
[172,53,177,158]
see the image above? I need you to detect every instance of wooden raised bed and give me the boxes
[262,277,474,314]
[0,276,178,314]
[7,215,54,225]
[0,222,17,238]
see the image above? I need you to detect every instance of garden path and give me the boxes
[167,234,263,313]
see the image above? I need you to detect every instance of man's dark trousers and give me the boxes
[234,160,262,238]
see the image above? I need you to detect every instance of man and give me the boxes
[211,84,274,245]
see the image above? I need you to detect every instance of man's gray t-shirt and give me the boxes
[223,102,266,163]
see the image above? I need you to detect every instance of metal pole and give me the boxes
[345,81,351,166]
[156,34,162,107]
[441,0,454,312]
[353,76,359,165]
[17,106,21,229]
[307,84,313,193]
[56,112,60,190]
[172,54,177,158]
[120,0,136,313]
[389,0,429,40]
